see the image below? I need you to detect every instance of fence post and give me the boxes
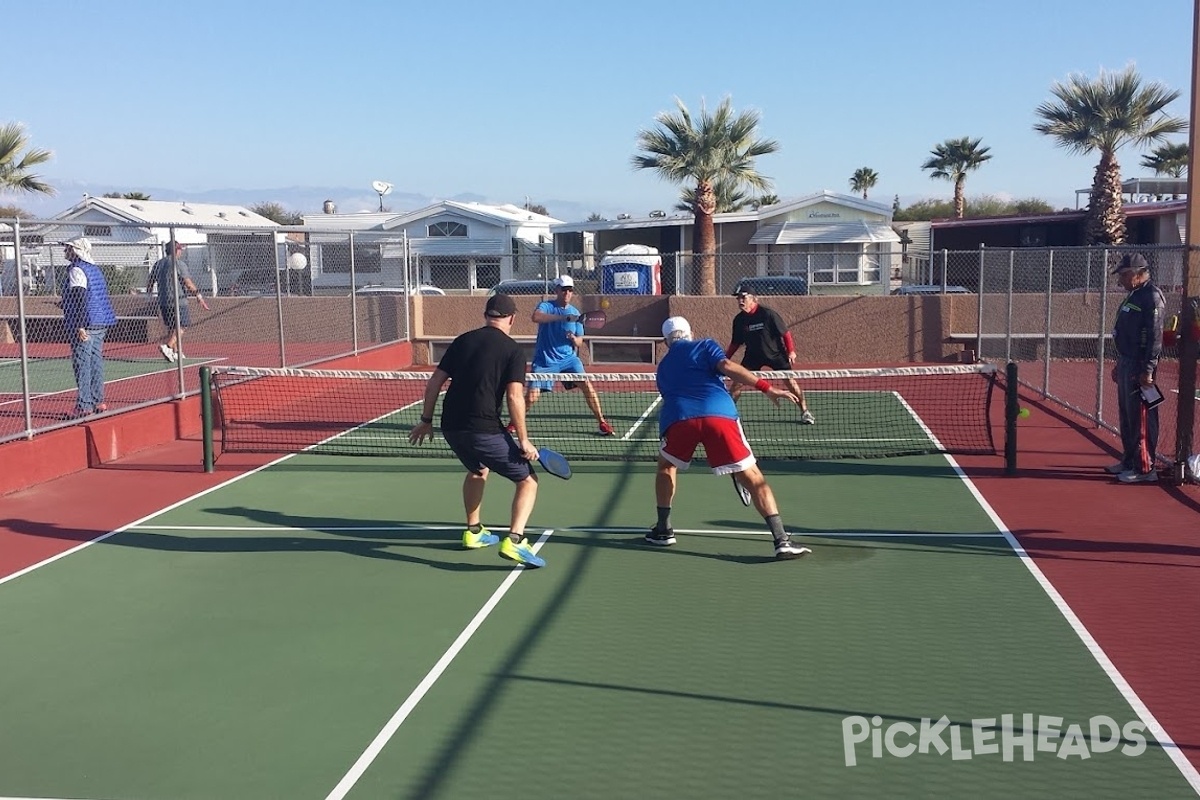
[976,246,985,362]
[1043,249,1054,393]
[349,231,359,352]
[1005,361,1019,474]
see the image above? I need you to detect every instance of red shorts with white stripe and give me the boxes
[660,416,756,475]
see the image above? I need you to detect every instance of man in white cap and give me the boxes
[60,238,117,418]
[510,273,615,436]
[649,315,811,559]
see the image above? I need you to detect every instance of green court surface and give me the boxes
[0,449,1195,799]
[0,356,209,395]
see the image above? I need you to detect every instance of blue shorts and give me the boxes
[442,429,534,482]
[159,300,191,329]
[528,353,586,392]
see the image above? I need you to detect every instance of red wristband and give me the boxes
[755,378,771,393]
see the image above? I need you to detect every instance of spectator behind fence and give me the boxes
[147,240,208,362]
[60,238,116,418]
[1105,253,1165,484]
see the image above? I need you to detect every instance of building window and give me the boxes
[1019,226,1046,247]
[84,225,112,237]
[428,221,467,237]
[777,245,882,285]
[320,241,382,274]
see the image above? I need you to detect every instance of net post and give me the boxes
[200,366,214,473]
[1004,361,1018,475]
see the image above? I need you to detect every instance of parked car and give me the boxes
[227,267,281,296]
[487,279,555,296]
[890,284,972,295]
[731,276,809,296]
[354,284,446,296]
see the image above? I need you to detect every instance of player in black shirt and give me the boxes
[726,289,814,424]
[408,293,546,567]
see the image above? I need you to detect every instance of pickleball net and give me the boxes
[204,363,1001,462]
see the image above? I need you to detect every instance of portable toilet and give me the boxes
[599,244,662,295]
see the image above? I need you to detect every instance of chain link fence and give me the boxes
[0,220,416,443]
[2,215,1195,470]
[933,244,1195,473]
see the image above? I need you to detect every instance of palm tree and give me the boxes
[1033,65,1185,244]
[752,193,781,209]
[0,122,55,197]
[103,191,152,200]
[849,167,878,199]
[674,177,752,214]
[1141,142,1188,199]
[632,97,779,294]
[921,137,991,219]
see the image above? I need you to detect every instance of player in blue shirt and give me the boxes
[511,274,614,436]
[649,316,811,560]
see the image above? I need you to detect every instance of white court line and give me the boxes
[0,448,324,590]
[942,452,1200,792]
[880,395,1200,791]
[324,530,553,800]
[622,394,662,441]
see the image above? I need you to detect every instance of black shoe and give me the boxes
[645,525,676,546]
[774,538,811,560]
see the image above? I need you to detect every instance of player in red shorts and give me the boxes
[648,316,811,560]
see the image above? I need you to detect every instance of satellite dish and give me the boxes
[371,180,394,211]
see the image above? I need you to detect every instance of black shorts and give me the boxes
[442,429,534,482]
[742,356,789,372]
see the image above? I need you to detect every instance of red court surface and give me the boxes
[0,382,1198,782]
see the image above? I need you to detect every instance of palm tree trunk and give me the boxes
[694,181,718,295]
[953,176,966,218]
[1086,151,1126,245]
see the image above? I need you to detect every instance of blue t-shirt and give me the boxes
[534,300,583,364]
[656,338,738,433]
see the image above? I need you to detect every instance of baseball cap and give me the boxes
[1111,253,1149,274]
[553,274,575,289]
[662,316,692,340]
[64,237,93,263]
[485,292,518,317]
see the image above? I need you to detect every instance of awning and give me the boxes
[749,220,901,246]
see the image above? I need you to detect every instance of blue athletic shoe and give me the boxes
[462,527,501,549]
[499,537,545,568]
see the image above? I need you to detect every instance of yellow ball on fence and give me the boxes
[600,298,611,309]
[1018,408,1030,419]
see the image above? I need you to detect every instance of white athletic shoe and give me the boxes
[800,410,816,425]
[159,343,177,362]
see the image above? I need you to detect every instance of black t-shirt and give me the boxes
[731,304,788,368]
[437,325,526,433]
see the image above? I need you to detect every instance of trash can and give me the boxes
[599,245,662,295]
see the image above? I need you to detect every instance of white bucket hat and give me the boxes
[65,237,94,263]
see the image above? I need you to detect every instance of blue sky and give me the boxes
[6,0,1195,219]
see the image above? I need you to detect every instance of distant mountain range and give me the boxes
[5,180,605,224]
